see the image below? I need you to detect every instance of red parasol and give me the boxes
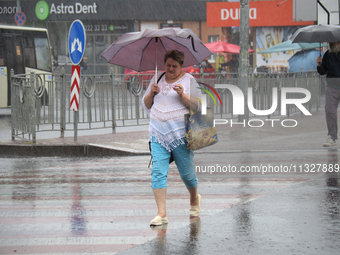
[205,41,254,54]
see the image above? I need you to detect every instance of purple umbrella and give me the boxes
[100,28,212,73]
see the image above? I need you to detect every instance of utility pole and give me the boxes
[239,0,249,122]
[16,0,21,12]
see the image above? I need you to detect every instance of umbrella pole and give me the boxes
[320,42,321,57]
[155,37,158,84]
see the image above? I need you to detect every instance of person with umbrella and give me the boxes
[142,49,202,226]
[291,24,340,147]
[316,41,340,147]
[100,28,212,226]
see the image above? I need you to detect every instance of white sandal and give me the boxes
[150,215,168,226]
[189,194,202,217]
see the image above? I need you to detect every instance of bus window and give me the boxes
[14,37,24,74]
[3,36,15,72]
[0,47,4,66]
[34,38,51,72]
[23,37,36,69]
[0,37,3,66]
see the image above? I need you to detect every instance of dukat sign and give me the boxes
[207,0,314,27]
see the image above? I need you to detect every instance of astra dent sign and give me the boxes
[35,1,98,20]
[50,2,97,14]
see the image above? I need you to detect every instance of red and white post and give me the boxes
[70,65,80,141]
[70,65,80,111]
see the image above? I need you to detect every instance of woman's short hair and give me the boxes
[164,49,185,66]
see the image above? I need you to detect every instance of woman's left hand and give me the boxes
[173,84,195,110]
[173,85,184,98]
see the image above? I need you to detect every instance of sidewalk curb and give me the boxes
[0,143,150,157]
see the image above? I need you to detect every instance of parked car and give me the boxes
[254,65,270,74]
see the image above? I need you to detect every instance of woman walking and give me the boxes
[142,49,202,226]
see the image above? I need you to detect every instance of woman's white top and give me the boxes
[142,72,201,152]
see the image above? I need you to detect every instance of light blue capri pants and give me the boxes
[150,141,197,189]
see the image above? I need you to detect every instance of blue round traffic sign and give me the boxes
[68,20,86,65]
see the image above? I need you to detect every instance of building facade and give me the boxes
[0,0,224,74]
[0,0,319,74]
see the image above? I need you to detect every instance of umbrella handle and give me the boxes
[155,65,158,83]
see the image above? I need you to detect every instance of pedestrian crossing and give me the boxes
[0,156,309,254]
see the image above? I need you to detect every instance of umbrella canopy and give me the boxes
[288,50,324,73]
[100,28,212,72]
[291,24,340,43]
[259,40,327,54]
[205,41,254,54]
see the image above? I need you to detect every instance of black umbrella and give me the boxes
[290,24,340,56]
[291,24,340,43]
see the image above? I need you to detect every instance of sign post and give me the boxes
[68,19,86,141]
[239,0,249,122]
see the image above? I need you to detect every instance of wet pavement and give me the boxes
[0,107,340,254]
[0,110,337,156]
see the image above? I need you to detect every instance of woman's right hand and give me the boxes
[144,83,159,109]
[317,56,322,66]
[151,83,159,96]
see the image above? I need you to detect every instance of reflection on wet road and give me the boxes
[0,150,339,254]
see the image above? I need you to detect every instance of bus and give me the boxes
[0,25,52,107]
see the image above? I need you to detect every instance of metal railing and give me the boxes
[11,69,325,143]
[11,71,37,142]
